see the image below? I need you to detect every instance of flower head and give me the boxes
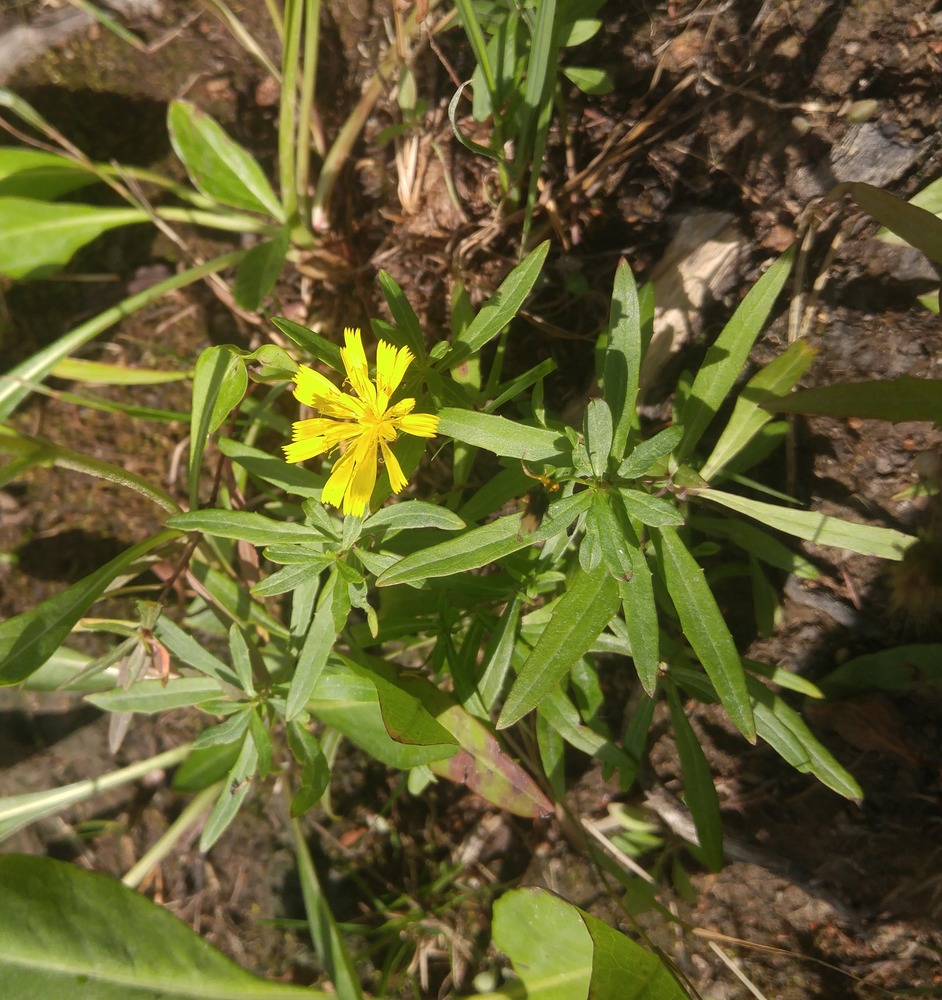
[284,328,438,516]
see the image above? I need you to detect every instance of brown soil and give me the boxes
[2,1,942,997]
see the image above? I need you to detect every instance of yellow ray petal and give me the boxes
[398,412,439,438]
[379,438,407,493]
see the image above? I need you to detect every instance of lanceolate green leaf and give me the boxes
[167,508,316,546]
[436,408,570,462]
[168,100,284,220]
[0,855,322,999]
[604,258,642,461]
[234,229,290,311]
[498,565,620,729]
[700,339,817,481]
[376,491,592,587]
[763,375,942,424]
[652,526,755,741]
[675,246,794,464]
[696,488,916,561]
[0,530,180,686]
[665,682,724,870]
[86,677,225,714]
[285,573,340,721]
[441,241,550,367]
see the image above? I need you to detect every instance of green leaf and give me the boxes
[377,270,426,359]
[833,181,942,265]
[86,677,225,714]
[167,508,315,546]
[189,346,247,510]
[218,438,323,499]
[173,741,243,794]
[437,408,570,462]
[819,643,942,697]
[688,515,819,578]
[748,678,862,801]
[0,530,179,686]
[763,375,942,424]
[200,731,259,851]
[49,357,192,385]
[675,247,794,464]
[561,65,614,95]
[153,615,242,689]
[652,527,755,741]
[168,100,284,219]
[665,682,724,870]
[270,317,344,372]
[485,887,686,1000]
[407,683,554,818]
[0,197,145,279]
[584,398,613,478]
[292,821,364,1000]
[0,855,321,998]
[364,501,465,533]
[498,565,620,729]
[696,488,916,561]
[234,230,290,311]
[604,259,642,461]
[700,339,817,481]
[617,426,683,479]
[442,242,550,368]
[376,491,593,587]
[0,147,99,199]
[590,495,659,694]
[617,488,685,528]
[537,687,638,778]
[286,573,340,721]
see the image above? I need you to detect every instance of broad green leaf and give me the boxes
[618,488,685,528]
[0,530,179,686]
[408,682,554,818]
[748,678,862,801]
[484,887,685,1000]
[700,339,817,481]
[763,375,942,424]
[652,527,755,741]
[234,229,290,310]
[696,488,916,561]
[200,731,259,851]
[167,508,315,546]
[286,723,331,817]
[833,181,942,265]
[0,147,99,199]
[437,408,570,462]
[0,856,321,998]
[377,491,593,587]
[172,742,242,794]
[584,398,613,478]
[442,241,550,367]
[675,246,794,464]
[498,565,620,729]
[86,677,225,713]
[603,259,642,461]
[168,100,284,219]
[665,682,724,870]
[0,197,146,279]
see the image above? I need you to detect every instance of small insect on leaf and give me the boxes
[519,460,560,535]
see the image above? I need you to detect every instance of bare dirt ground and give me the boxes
[2,2,942,997]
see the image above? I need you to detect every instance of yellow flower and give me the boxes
[284,327,439,516]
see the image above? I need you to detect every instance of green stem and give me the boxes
[295,0,322,209]
[0,249,247,421]
[279,0,303,225]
